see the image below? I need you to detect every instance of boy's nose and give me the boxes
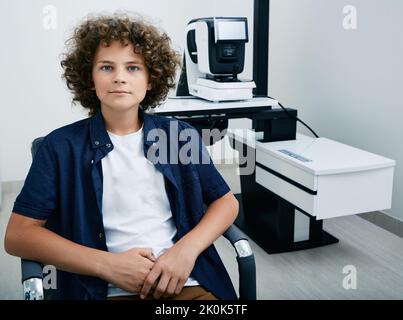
[113,67,127,84]
[114,78,126,84]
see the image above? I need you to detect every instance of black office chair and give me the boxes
[21,137,256,300]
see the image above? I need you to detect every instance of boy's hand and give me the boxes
[140,243,197,299]
[101,248,156,293]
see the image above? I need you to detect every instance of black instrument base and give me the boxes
[233,192,339,255]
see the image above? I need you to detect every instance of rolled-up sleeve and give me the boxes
[12,136,59,220]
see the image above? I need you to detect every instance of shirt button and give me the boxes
[91,160,94,164]
[99,232,103,239]
[94,141,100,146]
[106,143,112,148]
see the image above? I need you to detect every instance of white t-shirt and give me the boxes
[101,124,199,297]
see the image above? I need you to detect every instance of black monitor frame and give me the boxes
[253,0,270,97]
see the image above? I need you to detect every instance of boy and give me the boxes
[4,13,239,300]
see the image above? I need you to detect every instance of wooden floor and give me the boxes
[216,214,403,299]
[216,166,403,299]
[1,173,403,299]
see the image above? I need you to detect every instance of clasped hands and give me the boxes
[104,242,197,299]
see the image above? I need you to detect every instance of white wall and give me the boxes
[269,0,403,220]
[0,0,253,182]
[2,0,400,221]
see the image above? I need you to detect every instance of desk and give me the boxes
[155,97,395,254]
[156,97,297,144]
[155,96,277,116]
[228,130,395,253]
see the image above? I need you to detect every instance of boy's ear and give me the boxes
[147,83,152,91]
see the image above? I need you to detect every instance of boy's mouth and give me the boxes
[109,90,131,94]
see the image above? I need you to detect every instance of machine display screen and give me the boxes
[216,20,247,41]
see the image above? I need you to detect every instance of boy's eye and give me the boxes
[100,65,113,72]
[128,66,140,72]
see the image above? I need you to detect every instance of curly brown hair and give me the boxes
[61,12,181,116]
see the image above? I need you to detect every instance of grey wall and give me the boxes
[268,0,403,221]
[0,0,253,182]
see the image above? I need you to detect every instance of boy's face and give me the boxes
[92,41,151,113]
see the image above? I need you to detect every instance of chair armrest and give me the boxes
[19,138,46,300]
[21,259,44,300]
[223,225,257,300]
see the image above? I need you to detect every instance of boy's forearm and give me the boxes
[176,192,239,257]
[5,222,109,279]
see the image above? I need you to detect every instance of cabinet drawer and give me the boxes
[256,165,394,219]
[256,149,317,191]
[256,166,317,215]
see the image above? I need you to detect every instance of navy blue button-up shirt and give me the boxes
[13,109,237,300]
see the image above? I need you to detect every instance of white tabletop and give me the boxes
[257,133,396,175]
[154,96,279,113]
[228,129,396,175]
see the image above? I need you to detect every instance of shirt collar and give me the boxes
[89,108,155,149]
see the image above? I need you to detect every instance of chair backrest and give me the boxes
[31,137,45,158]
[30,136,59,232]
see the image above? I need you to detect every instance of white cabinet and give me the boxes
[256,134,395,219]
[230,131,395,220]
